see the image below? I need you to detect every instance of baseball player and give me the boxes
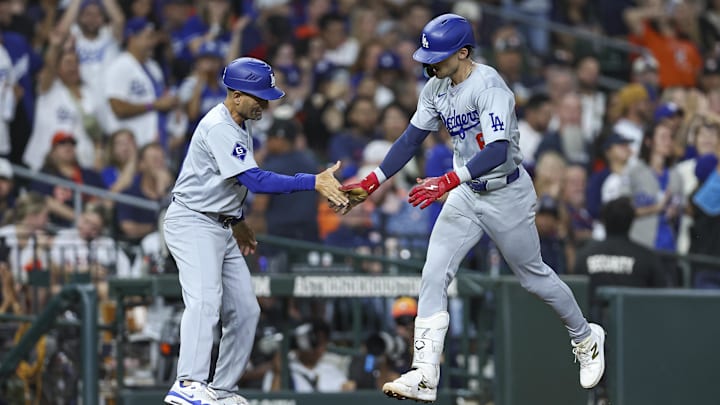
[341,14,606,402]
[163,57,348,405]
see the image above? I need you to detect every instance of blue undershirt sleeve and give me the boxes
[378,124,431,179]
[236,167,316,194]
[464,140,509,179]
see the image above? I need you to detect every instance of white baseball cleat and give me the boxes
[572,323,606,389]
[383,368,437,403]
[164,380,217,405]
[207,388,249,405]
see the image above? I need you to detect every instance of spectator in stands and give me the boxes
[374,50,403,109]
[104,17,179,149]
[575,197,665,316]
[586,133,633,223]
[551,0,602,56]
[624,0,702,88]
[638,121,684,252]
[491,25,533,106]
[0,42,15,161]
[534,151,567,201]
[31,132,105,228]
[115,142,170,244]
[699,0,720,54]
[677,117,720,254]
[0,192,51,286]
[631,54,660,101]
[55,0,124,98]
[389,296,416,372]
[101,129,138,193]
[50,204,130,299]
[177,0,237,62]
[689,152,720,288]
[561,164,594,272]
[699,56,720,92]
[536,195,567,274]
[535,92,591,166]
[319,12,359,68]
[328,96,379,180]
[611,83,652,158]
[248,118,321,271]
[178,40,226,133]
[0,158,15,226]
[345,331,402,390]
[576,56,606,143]
[287,318,349,392]
[518,93,552,171]
[24,31,103,171]
[423,130,454,231]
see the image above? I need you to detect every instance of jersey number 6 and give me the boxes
[475,133,486,150]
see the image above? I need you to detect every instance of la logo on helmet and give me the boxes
[270,72,276,88]
[422,33,429,49]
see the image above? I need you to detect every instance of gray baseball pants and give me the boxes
[164,202,260,396]
[418,167,591,343]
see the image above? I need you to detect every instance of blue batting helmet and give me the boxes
[222,57,285,101]
[413,14,475,64]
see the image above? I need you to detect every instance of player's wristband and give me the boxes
[361,171,381,194]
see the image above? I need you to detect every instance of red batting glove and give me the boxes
[408,171,461,209]
[339,171,380,194]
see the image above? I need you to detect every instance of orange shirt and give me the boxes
[630,22,702,88]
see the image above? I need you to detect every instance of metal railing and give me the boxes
[11,163,161,222]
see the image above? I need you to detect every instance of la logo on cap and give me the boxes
[422,33,429,49]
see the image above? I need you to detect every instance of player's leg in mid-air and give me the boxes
[478,170,605,389]
[383,189,484,403]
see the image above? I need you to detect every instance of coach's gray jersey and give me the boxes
[172,103,257,216]
[411,63,523,181]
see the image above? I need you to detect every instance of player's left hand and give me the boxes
[409,172,461,209]
[232,221,257,256]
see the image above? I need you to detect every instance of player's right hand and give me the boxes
[316,161,350,208]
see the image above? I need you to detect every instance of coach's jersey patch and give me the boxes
[232,142,247,161]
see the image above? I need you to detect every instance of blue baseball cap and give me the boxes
[654,102,683,123]
[197,41,224,59]
[603,133,633,150]
[124,17,154,39]
[377,51,401,71]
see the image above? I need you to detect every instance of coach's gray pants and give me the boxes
[164,202,260,395]
[418,168,591,342]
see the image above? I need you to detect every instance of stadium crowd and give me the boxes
[0,0,719,401]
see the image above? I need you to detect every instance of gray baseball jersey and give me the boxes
[410,63,523,181]
[411,62,592,343]
[172,103,257,216]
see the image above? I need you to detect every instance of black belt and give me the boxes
[203,212,243,229]
[467,167,521,193]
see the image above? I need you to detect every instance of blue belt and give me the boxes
[467,167,521,193]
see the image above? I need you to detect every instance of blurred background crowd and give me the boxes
[0,0,719,401]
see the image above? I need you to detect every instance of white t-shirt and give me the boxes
[0,225,49,283]
[23,79,98,170]
[50,228,130,276]
[71,24,120,94]
[0,44,15,156]
[104,52,164,146]
[287,354,348,392]
[518,119,542,166]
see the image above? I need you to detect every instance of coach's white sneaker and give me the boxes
[383,368,437,403]
[572,323,606,389]
[164,380,217,405]
[207,387,249,405]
